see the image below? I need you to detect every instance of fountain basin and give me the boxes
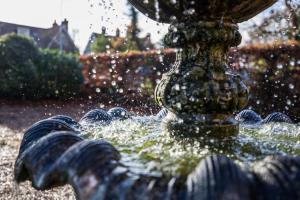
[128,0,277,23]
[14,110,300,199]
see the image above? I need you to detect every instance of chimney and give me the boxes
[52,20,58,28]
[116,28,120,37]
[101,26,106,35]
[61,18,68,31]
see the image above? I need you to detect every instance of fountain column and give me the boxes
[155,21,248,137]
[128,0,277,137]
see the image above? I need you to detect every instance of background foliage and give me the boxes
[91,4,153,54]
[81,41,300,121]
[248,0,300,43]
[0,34,83,100]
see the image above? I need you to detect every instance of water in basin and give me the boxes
[80,116,300,178]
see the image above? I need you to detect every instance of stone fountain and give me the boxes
[129,0,276,137]
[13,0,300,200]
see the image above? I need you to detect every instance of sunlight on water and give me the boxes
[80,117,300,177]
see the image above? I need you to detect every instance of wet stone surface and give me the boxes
[0,125,75,200]
[108,107,132,121]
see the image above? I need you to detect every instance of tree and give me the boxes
[126,4,143,51]
[91,29,112,53]
[285,0,300,40]
[91,2,154,53]
[248,0,300,43]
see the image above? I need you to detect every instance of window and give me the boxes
[17,27,30,38]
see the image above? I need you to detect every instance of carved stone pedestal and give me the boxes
[155,21,248,137]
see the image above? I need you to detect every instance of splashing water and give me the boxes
[80,116,300,177]
[154,0,160,21]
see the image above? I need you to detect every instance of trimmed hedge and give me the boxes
[230,41,300,121]
[81,41,300,121]
[80,49,175,96]
[0,34,83,100]
[37,49,83,99]
[0,34,40,98]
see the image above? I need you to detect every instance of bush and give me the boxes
[0,34,83,100]
[0,34,40,98]
[37,49,83,99]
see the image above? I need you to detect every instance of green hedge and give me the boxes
[37,49,83,99]
[0,34,40,98]
[0,34,83,100]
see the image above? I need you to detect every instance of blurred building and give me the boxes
[0,19,78,53]
[83,27,155,55]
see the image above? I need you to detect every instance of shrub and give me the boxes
[0,34,40,98]
[0,34,83,100]
[37,49,83,99]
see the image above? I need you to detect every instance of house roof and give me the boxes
[0,20,78,53]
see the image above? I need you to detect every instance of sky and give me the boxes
[0,0,282,53]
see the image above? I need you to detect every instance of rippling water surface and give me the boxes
[81,116,300,177]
